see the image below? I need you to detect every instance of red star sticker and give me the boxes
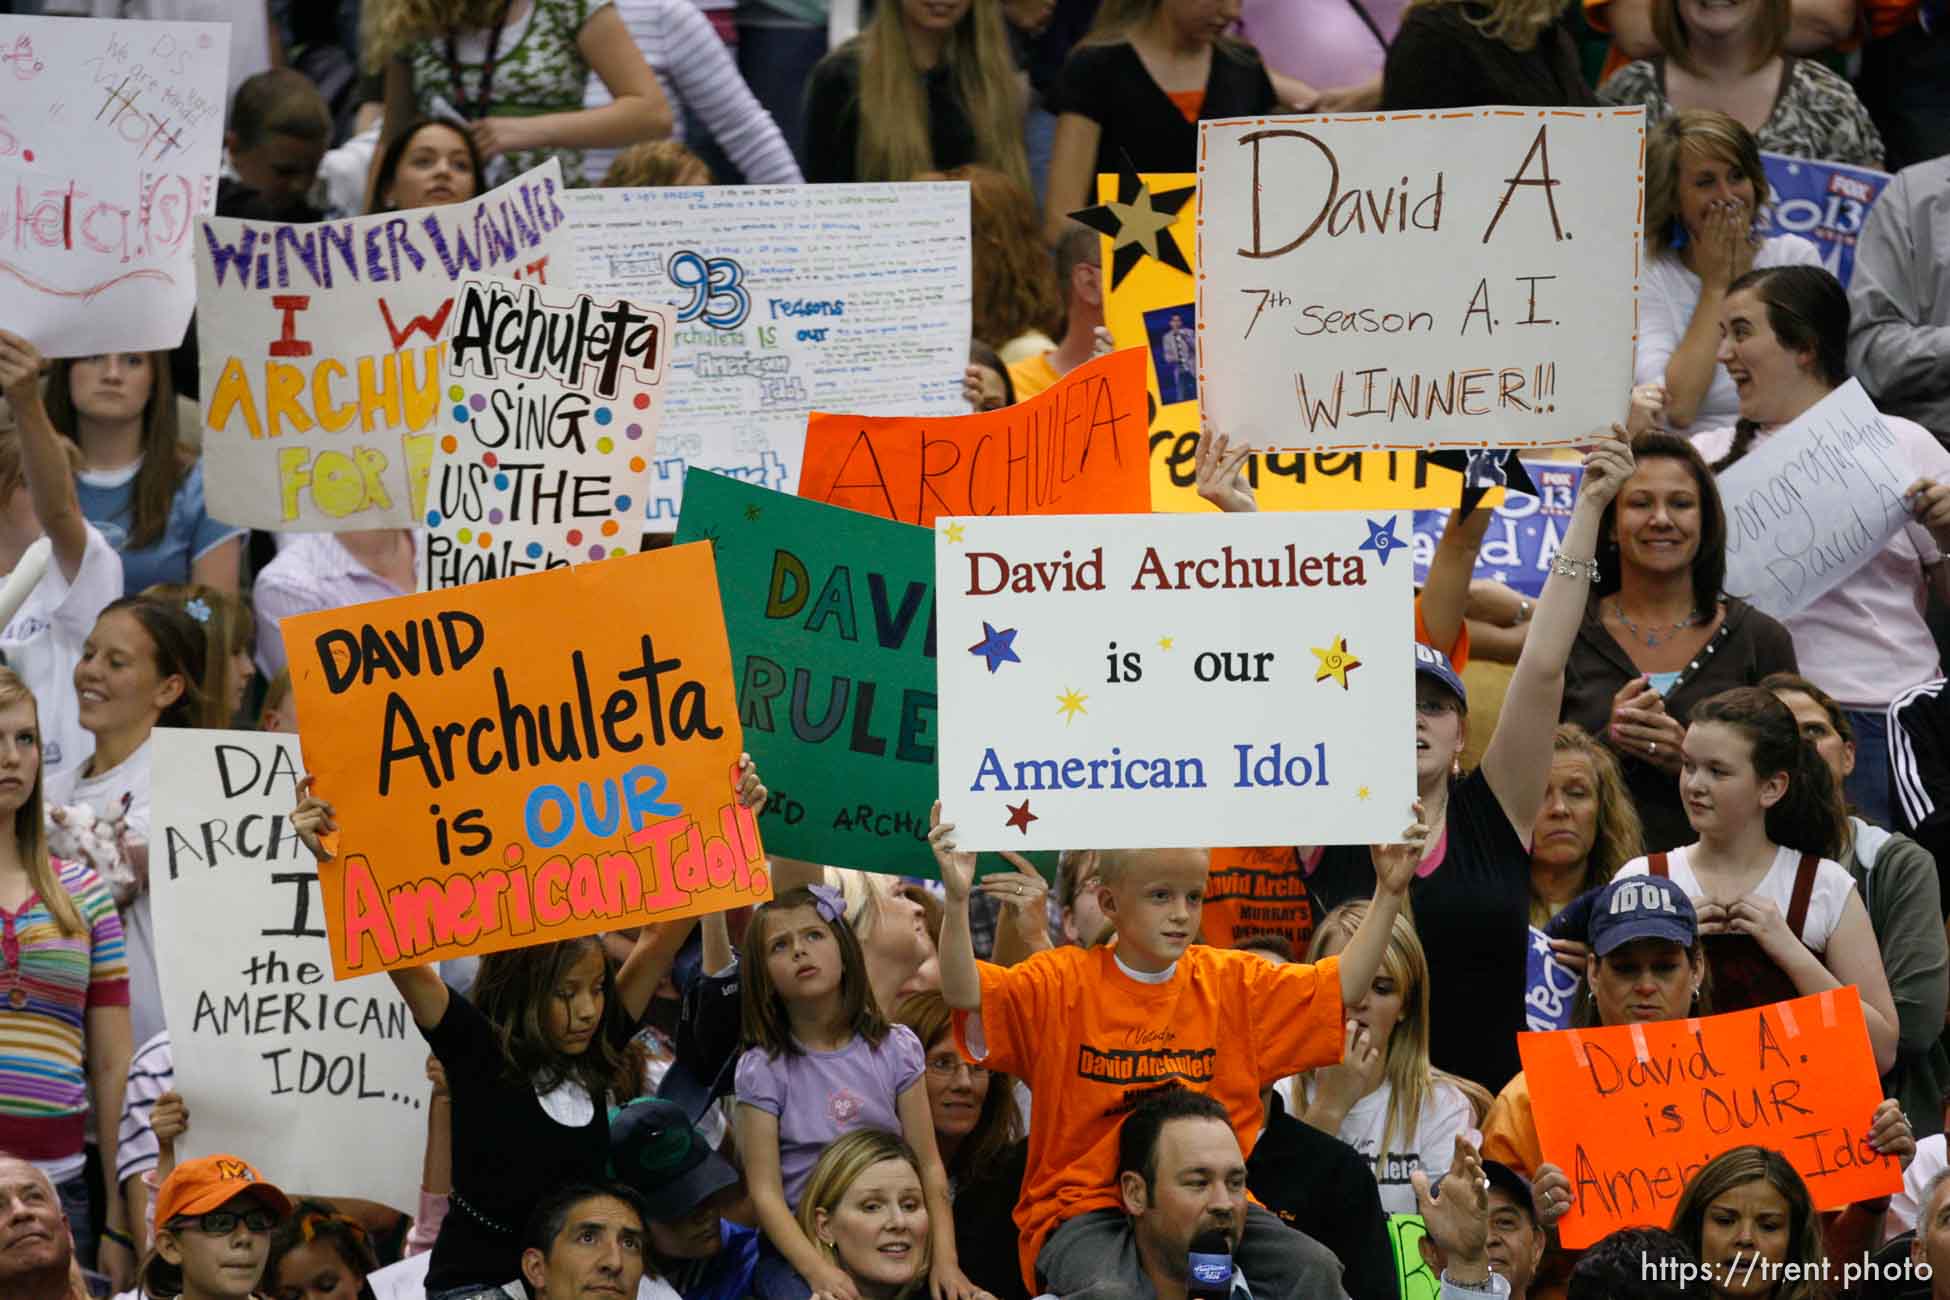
[1004,800,1038,835]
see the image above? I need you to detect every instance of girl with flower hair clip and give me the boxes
[736,884,980,1300]
[143,583,256,725]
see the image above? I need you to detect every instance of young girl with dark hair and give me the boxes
[368,118,485,212]
[46,596,212,1057]
[1696,263,1950,828]
[292,758,767,1300]
[265,1201,381,1300]
[1608,685,1901,1072]
[40,353,242,598]
[735,886,973,1300]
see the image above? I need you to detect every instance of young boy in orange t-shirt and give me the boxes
[933,804,1426,1296]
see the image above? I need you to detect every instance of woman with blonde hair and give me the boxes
[1299,901,1478,1215]
[1379,0,1595,109]
[367,0,675,188]
[0,666,134,1285]
[795,1130,933,1300]
[1598,0,1881,170]
[1042,0,1277,246]
[1530,723,1643,930]
[823,867,938,1016]
[1627,112,1823,430]
[802,0,1028,186]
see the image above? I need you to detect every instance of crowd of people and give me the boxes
[3,1,1950,1300]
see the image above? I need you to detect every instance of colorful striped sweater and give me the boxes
[0,858,129,1161]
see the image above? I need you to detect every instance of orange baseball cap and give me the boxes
[155,1155,293,1227]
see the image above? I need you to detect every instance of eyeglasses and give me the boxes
[925,1056,989,1081]
[172,1209,278,1235]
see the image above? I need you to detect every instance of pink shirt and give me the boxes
[1237,0,1406,90]
[1694,413,1950,707]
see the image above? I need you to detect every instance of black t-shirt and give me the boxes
[801,44,981,183]
[1247,1093,1397,1300]
[953,1138,1032,1300]
[422,992,623,1290]
[1380,2,1596,110]
[1052,40,1277,175]
[1306,769,1531,1092]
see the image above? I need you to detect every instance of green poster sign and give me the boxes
[676,469,1048,880]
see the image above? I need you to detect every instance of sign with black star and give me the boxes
[1069,157,1194,291]
[1424,448,1541,520]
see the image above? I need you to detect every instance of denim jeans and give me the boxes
[57,1172,93,1269]
[1847,707,1894,829]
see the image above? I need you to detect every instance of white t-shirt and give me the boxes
[365,1249,683,1300]
[1889,1132,1947,1241]
[1615,844,1856,954]
[1302,1076,1479,1215]
[1637,235,1825,432]
[46,738,163,1045]
[1694,413,1950,708]
[0,527,121,779]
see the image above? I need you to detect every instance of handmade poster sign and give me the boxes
[0,14,229,355]
[1760,153,1890,287]
[1719,380,1920,620]
[1196,108,1643,451]
[563,183,971,523]
[934,511,1415,850]
[151,730,423,1210]
[283,544,767,979]
[799,348,1150,524]
[1093,172,1490,513]
[1412,460,1582,598]
[196,160,576,532]
[425,275,669,588]
[1519,988,1897,1249]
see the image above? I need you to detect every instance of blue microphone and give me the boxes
[1187,1228,1234,1300]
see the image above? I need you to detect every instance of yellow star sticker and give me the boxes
[1357,786,1372,801]
[1107,183,1178,260]
[942,522,966,543]
[1056,687,1089,724]
[1312,635,1362,689]
[1157,636,1174,651]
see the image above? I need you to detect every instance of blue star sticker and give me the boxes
[968,622,1021,673]
[1359,516,1405,566]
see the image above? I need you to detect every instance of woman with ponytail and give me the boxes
[1608,685,1901,1073]
[1694,263,1950,828]
[801,0,1028,186]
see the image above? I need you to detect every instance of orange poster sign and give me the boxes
[798,347,1150,524]
[284,545,769,979]
[1519,990,1898,1249]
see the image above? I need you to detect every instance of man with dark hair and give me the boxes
[223,68,332,219]
[0,1155,82,1300]
[1416,1162,1544,1300]
[1566,1226,1707,1299]
[608,1099,757,1300]
[1007,222,1105,401]
[1231,935,1296,964]
[520,1182,651,1300]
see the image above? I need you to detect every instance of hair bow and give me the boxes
[184,597,212,625]
[807,883,845,925]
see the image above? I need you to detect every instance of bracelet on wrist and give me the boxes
[101,1225,134,1250]
[1551,554,1600,583]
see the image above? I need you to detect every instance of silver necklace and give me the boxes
[1610,598,1704,648]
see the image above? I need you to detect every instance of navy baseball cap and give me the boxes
[1586,877,1698,956]
[1414,642,1468,709]
[1483,1161,1537,1225]
[608,1097,739,1221]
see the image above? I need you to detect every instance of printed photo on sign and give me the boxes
[564,183,971,523]
[283,544,766,978]
[0,15,230,356]
[151,730,424,1210]
[195,160,576,533]
[934,510,1416,851]
[1196,108,1644,451]
[1143,303,1198,406]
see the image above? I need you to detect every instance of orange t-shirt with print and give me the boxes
[954,945,1344,1290]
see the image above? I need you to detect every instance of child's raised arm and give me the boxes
[1344,804,1429,1007]
[927,803,981,1012]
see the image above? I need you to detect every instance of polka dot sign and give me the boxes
[424,278,670,589]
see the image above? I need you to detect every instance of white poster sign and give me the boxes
[150,730,423,1211]
[0,15,229,355]
[195,160,578,532]
[425,275,669,587]
[935,512,1416,850]
[1196,107,1644,452]
[1720,379,1923,619]
[564,182,971,523]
